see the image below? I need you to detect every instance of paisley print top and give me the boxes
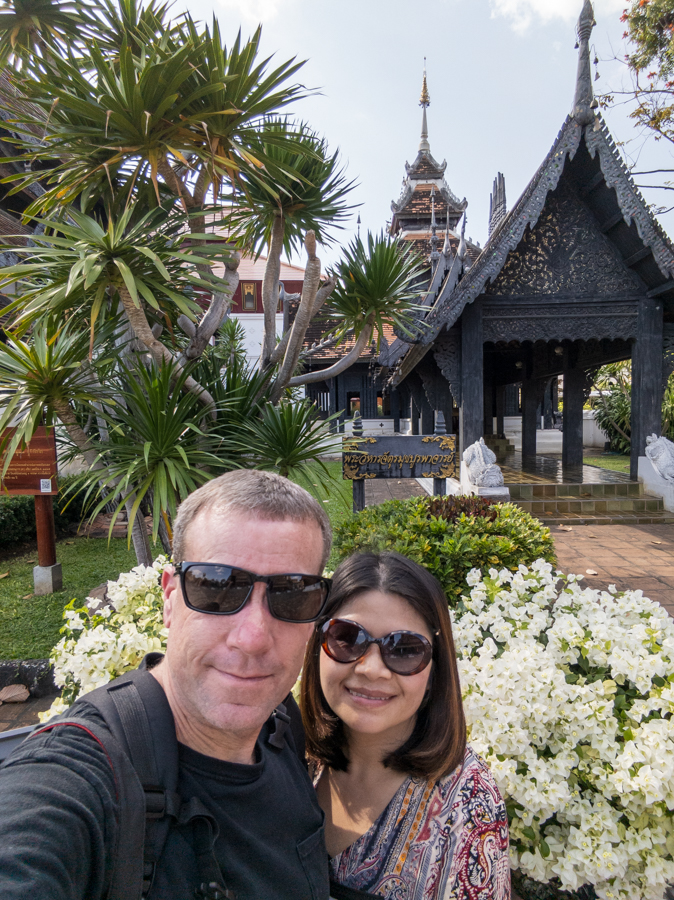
[329,747,510,900]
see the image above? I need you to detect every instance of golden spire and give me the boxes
[419,59,430,107]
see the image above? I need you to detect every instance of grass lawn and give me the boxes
[583,453,631,474]
[0,461,352,661]
[0,537,160,660]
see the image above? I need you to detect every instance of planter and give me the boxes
[0,659,58,698]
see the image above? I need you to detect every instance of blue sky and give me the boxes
[180,0,673,267]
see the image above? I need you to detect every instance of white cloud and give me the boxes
[489,0,624,33]
[215,0,291,28]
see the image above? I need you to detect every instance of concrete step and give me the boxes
[539,513,674,526]
[508,482,644,500]
[515,496,664,515]
[484,435,516,454]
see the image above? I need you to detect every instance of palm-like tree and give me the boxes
[281,232,425,391]
[0,0,87,69]
[226,119,355,367]
[0,208,235,404]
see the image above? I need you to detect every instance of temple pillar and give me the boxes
[631,297,664,480]
[483,379,494,435]
[461,300,483,448]
[420,396,434,435]
[562,356,584,469]
[543,378,554,429]
[495,385,506,437]
[391,388,400,433]
[410,395,419,435]
[521,378,538,459]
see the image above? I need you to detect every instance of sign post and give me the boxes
[1,427,62,595]
[342,418,458,513]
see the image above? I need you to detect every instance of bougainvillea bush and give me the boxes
[332,496,555,602]
[41,557,168,720]
[41,554,674,899]
[455,561,674,900]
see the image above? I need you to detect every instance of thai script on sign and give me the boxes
[342,435,458,481]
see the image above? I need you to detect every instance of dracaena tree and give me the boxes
[0,0,423,565]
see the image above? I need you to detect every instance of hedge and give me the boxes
[0,476,87,548]
[332,495,556,602]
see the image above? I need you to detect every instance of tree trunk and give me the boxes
[288,323,374,386]
[272,232,322,400]
[117,285,217,411]
[261,214,285,367]
[126,496,153,567]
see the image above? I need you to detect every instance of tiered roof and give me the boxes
[390,0,674,378]
[390,73,467,238]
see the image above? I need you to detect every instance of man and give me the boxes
[0,470,332,900]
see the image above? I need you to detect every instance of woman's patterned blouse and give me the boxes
[329,747,511,899]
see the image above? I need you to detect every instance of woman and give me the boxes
[301,552,510,900]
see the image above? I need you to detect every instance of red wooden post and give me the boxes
[34,495,57,568]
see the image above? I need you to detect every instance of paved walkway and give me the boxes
[553,522,674,616]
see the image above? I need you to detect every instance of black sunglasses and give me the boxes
[320,618,433,676]
[175,562,331,623]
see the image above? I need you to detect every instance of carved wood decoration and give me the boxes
[484,186,641,299]
[432,332,462,406]
[424,116,584,336]
[585,117,674,281]
[422,114,674,342]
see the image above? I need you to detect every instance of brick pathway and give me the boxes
[553,522,674,617]
[0,695,53,731]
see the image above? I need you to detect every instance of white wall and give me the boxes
[583,410,609,449]
[230,313,284,363]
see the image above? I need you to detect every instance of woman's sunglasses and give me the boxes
[175,562,331,623]
[320,618,433,676]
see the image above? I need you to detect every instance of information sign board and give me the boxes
[0,427,58,495]
[342,434,458,481]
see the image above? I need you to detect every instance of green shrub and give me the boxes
[332,496,556,603]
[0,475,87,548]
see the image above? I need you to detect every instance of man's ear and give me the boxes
[162,566,177,628]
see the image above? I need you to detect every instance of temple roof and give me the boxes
[391,70,466,229]
[388,0,674,384]
[423,2,673,336]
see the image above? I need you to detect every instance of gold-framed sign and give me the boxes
[342,434,458,481]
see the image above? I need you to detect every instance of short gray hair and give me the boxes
[172,469,332,569]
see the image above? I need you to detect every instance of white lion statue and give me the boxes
[463,438,505,487]
[645,433,674,484]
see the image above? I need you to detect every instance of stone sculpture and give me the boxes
[463,438,505,487]
[645,434,674,484]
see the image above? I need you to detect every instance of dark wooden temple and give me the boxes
[385,0,674,480]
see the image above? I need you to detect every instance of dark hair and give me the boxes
[300,552,466,781]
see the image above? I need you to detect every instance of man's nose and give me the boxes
[226,582,275,654]
[354,643,392,680]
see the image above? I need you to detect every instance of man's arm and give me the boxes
[0,714,119,900]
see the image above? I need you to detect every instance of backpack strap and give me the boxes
[30,716,146,900]
[38,655,302,900]
[77,663,182,898]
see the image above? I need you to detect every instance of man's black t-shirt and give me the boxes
[0,701,328,900]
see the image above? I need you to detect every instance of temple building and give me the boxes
[383,0,674,488]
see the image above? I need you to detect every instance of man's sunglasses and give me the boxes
[320,618,433,676]
[175,562,331,623]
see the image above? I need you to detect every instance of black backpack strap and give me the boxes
[30,716,146,900]
[79,665,181,898]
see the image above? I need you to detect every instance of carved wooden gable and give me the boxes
[484,183,641,300]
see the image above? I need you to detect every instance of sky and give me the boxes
[177,0,673,268]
